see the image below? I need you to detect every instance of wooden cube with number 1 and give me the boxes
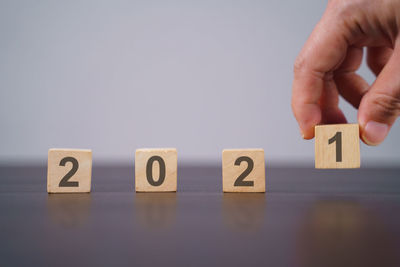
[222,149,265,193]
[315,124,360,169]
[47,148,92,193]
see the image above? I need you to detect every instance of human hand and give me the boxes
[292,0,400,145]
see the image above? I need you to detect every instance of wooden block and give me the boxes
[315,124,360,169]
[222,149,265,193]
[135,148,177,192]
[47,148,92,193]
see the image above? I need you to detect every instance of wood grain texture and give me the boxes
[222,149,265,193]
[135,148,177,192]
[315,124,360,169]
[47,148,92,193]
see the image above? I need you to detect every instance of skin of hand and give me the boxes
[292,0,400,145]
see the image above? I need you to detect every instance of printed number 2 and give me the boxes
[234,156,254,187]
[328,131,342,162]
[59,157,79,187]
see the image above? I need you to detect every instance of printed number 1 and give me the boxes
[328,131,342,162]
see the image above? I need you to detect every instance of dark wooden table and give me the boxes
[1,164,400,267]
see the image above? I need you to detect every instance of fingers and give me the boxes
[292,15,349,139]
[367,47,393,76]
[334,46,370,109]
[319,78,348,125]
[358,45,400,145]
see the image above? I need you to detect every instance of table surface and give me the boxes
[1,164,400,267]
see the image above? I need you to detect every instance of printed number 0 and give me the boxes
[146,156,166,186]
[59,157,79,187]
[234,156,254,187]
[328,131,342,162]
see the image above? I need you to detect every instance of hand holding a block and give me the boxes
[291,0,400,145]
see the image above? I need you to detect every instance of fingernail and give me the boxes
[362,121,389,145]
[299,128,305,139]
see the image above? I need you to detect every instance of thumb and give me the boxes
[358,46,400,146]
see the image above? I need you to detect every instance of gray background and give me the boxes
[0,0,399,165]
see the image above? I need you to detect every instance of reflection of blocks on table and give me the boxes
[135,148,177,192]
[315,124,360,169]
[47,148,92,193]
[222,149,265,193]
[47,194,91,227]
[135,193,177,229]
[222,193,266,231]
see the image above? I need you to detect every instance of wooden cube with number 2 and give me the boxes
[315,124,360,169]
[47,148,92,193]
[222,149,265,193]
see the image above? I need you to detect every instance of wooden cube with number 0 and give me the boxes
[135,148,177,192]
[47,148,92,193]
[222,149,265,193]
[315,124,360,169]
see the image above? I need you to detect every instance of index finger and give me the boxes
[292,12,349,139]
